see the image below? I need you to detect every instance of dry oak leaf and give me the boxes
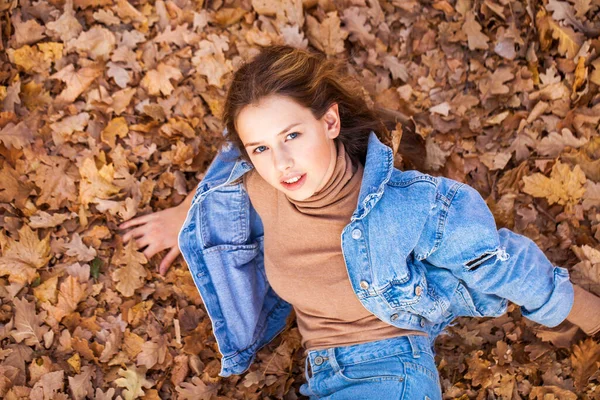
[582,180,600,210]
[522,161,587,212]
[341,7,376,47]
[68,365,95,400]
[0,121,34,150]
[306,12,348,56]
[0,225,51,285]
[64,233,97,262]
[571,338,600,391]
[113,0,146,24]
[141,63,183,96]
[570,245,600,295]
[114,365,154,400]
[33,275,59,304]
[29,370,64,400]
[111,240,148,297]
[50,64,103,103]
[536,128,588,157]
[136,335,169,369]
[537,9,583,59]
[78,157,121,209]
[10,297,50,348]
[478,68,514,100]
[462,11,489,50]
[530,386,577,400]
[176,376,220,400]
[8,45,51,74]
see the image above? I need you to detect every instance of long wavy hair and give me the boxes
[220,45,395,168]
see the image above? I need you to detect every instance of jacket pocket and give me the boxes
[199,243,268,350]
[379,268,447,324]
[452,282,507,318]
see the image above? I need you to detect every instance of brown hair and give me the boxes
[220,45,394,167]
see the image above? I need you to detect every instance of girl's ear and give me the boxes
[324,103,340,139]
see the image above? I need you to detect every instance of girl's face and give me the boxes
[236,94,341,201]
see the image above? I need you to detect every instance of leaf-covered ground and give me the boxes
[1,0,600,398]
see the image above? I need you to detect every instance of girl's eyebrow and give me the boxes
[244,122,301,148]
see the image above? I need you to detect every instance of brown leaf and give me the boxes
[571,338,600,391]
[0,225,51,285]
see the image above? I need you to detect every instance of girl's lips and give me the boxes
[281,173,306,191]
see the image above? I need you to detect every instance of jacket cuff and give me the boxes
[520,266,575,328]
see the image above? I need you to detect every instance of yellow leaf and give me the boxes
[78,157,121,209]
[0,225,51,284]
[140,63,182,96]
[101,117,129,147]
[8,45,50,74]
[33,275,59,304]
[111,241,148,297]
[522,161,587,212]
[114,365,153,400]
[68,353,81,374]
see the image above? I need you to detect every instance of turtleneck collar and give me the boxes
[287,139,364,214]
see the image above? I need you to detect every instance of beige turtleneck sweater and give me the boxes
[243,139,600,353]
[243,139,427,353]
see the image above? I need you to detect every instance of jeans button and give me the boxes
[351,229,362,239]
[415,285,423,296]
[390,313,399,321]
[420,319,426,327]
[314,356,324,365]
[359,280,369,289]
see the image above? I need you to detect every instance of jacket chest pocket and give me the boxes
[379,270,446,324]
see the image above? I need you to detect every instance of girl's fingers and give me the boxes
[119,213,155,229]
[159,247,181,276]
[122,226,145,243]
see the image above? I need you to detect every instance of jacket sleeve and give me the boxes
[424,180,574,328]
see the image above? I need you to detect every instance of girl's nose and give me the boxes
[273,149,293,171]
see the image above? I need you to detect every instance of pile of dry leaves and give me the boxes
[1,0,599,398]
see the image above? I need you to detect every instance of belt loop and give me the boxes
[304,354,313,379]
[407,335,421,359]
[327,348,341,373]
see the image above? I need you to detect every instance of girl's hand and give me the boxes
[119,202,190,276]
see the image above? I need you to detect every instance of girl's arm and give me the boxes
[423,181,600,333]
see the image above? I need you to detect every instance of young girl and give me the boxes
[120,45,600,399]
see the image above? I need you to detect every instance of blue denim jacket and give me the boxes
[178,130,575,377]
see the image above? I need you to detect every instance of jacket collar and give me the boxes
[216,131,394,220]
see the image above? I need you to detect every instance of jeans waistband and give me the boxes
[303,335,432,378]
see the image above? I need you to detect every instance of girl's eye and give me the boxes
[252,132,299,154]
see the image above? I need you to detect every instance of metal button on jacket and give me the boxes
[314,356,324,365]
[390,313,399,321]
[359,280,369,289]
[351,229,362,239]
[415,285,423,296]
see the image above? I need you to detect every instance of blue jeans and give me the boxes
[299,335,442,399]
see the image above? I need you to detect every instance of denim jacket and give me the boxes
[178,130,575,377]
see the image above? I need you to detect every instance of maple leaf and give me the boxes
[114,365,153,400]
[571,338,600,391]
[101,116,129,148]
[69,26,116,61]
[306,12,348,56]
[0,225,51,285]
[462,11,489,50]
[522,161,587,212]
[49,64,103,103]
[10,297,50,348]
[0,164,36,209]
[111,240,148,297]
[42,275,88,322]
[140,63,183,96]
[30,155,78,210]
[78,157,121,209]
[176,377,220,400]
